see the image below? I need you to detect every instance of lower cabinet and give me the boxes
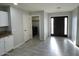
[0,35,14,56]
[0,38,5,56]
[4,35,14,52]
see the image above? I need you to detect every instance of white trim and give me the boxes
[13,41,25,49]
[31,15,41,40]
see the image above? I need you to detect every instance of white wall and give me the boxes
[71,8,78,43]
[10,7,24,48]
[44,12,49,40]
[48,11,72,38]
[10,6,32,48]
[76,7,79,45]
[71,7,79,45]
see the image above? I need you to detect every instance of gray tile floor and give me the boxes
[4,37,79,56]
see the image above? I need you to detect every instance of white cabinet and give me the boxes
[4,35,14,52]
[0,35,14,56]
[0,11,8,27]
[0,38,5,56]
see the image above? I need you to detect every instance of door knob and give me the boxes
[24,30,27,31]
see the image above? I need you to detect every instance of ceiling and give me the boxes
[3,3,79,13]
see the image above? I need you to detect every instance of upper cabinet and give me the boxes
[0,11,8,27]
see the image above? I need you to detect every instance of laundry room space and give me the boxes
[32,16,40,39]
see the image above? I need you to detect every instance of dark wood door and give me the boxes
[54,17,64,36]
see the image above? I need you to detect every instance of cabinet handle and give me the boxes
[24,30,27,31]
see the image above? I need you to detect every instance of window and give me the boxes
[64,17,67,35]
[51,18,54,34]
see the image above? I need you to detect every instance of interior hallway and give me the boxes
[4,37,79,56]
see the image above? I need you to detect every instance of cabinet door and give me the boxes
[0,11,8,27]
[23,13,30,42]
[4,35,14,52]
[0,38,5,56]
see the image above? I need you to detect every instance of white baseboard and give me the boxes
[13,39,31,49]
[13,41,25,49]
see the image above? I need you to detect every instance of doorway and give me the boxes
[51,16,68,37]
[32,16,39,38]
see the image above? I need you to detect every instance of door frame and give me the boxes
[51,16,68,37]
[31,15,40,40]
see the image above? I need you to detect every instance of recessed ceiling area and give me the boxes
[2,3,79,13]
